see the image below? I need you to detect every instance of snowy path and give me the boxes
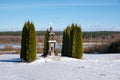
[0,54,120,80]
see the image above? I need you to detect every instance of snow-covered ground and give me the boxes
[0,53,120,80]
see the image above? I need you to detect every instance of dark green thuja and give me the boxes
[69,24,75,57]
[66,26,71,57]
[61,30,66,56]
[62,26,71,56]
[62,23,83,59]
[72,24,83,59]
[43,29,49,57]
[20,21,37,62]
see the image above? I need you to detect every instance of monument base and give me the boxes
[47,55,60,61]
[51,53,55,56]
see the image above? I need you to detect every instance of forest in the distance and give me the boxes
[0,31,63,36]
[0,31,120,36]
[0,31,120,53]
[0,31,120,43]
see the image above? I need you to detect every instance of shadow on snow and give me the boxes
[0,58,21,63]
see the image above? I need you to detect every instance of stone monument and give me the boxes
[48,26,57,56]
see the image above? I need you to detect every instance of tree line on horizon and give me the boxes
[1,31,120,44]
[1,30,120,37]
[1,30,120,43]
[0,31,62,36]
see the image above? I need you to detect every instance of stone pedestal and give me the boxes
[48,40,56,56]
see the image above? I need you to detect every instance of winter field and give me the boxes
[0,53,120,80]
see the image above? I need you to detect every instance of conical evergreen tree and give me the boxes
[20,21,37,62]
[62,23,83,59]
[61,30,66,56]
[62,26,71,56]
[43,29,49,57]
[66,26,71,57]
[72,25,83,59]
[69,24,75,57]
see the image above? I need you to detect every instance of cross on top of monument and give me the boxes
[50,26,52,32]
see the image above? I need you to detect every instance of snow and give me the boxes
[0,53,120,80]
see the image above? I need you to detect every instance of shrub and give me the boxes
[4,45,13,51]
[108,39,120,53]
[62,23,83,59]
[20,21,37,62]
[43,29,49,57]
[72,26,83,59]
[84,43,109,53]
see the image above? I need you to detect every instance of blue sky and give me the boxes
[0,0,120,31]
